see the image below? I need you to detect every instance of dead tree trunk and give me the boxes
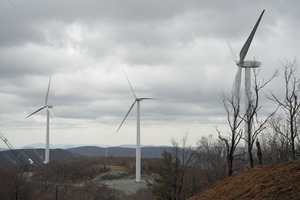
[256,139,263,165]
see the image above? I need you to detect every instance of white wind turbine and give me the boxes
[117,67,155,183]
[26,76,54,164]
[230,10,265,148]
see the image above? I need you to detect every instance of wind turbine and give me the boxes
[230,10,265,148]
[26,76,54,164]
[117,67,154,183]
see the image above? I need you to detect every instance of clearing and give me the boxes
[93,165,153,195]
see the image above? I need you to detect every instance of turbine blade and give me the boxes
[239,9,265,64]
[25,106,46,119]
[122,66,137,99]
[45,75,52,105]
[234,66,242,98]
[233,66,242,112]
[116,100,136,132]
[139,98,156,100]
[46,106,60,125]
[227,41,238,62]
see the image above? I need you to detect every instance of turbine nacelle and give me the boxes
[237,60,261,68]
[136,97,155,102]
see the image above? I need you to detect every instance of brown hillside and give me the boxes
[190,161,300,200]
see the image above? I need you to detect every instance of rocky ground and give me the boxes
[190,161,300,200]
[93,165,153,195]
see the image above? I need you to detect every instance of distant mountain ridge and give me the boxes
[0,149,75,167]
[20,143,155,149]
[21,143,108,149]
[0,146,172,167]
[67,146,172,158]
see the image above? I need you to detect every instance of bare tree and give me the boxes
[269,60,300,160]
[256,139,263,165]
[0,166,30,200]
[260,115,290,163]
[197,135,227,184]
[217,91,244,176]
[244,68,278,168]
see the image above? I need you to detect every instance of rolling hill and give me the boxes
[0,149,76,167]
[67,146,172,158]
[0,146,171,167]
[189,161,300,200]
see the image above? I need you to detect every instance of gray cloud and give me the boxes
[0,0,299,147]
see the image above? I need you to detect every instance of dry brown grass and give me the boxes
[190,161,300,200]
[108,165,129,171]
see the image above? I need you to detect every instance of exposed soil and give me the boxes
[190,161,300,200]
[93,165,152,195]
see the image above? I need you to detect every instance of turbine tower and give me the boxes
[117,67,154,183]
[26,76,53,164]
[231,10,265,148]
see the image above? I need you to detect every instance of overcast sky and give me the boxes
[0,0,299,148]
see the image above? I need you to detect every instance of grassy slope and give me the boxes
[190,161,300,200]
